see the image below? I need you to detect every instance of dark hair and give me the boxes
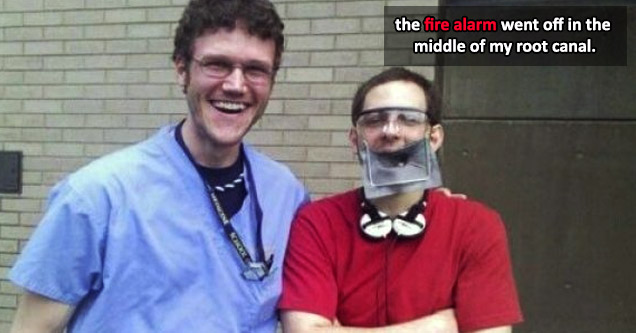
[351,67,442,126]
[172,0,285,70]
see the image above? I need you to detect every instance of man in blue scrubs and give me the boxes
[9,0,308,332]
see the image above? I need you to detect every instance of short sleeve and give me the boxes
[454,208,523,331]
[9,180,106,305]
[278,206,338,320]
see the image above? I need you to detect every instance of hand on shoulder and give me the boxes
[435,187,467,200]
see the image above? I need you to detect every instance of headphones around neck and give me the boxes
[359,190,428,239]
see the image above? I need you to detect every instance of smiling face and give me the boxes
[350,80,444,155]
[175,24,275,167]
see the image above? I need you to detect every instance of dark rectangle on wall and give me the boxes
[441,121,636,332]
[0,151,22,194]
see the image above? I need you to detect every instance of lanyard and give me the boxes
[204,179,272,281]
[174,123,272,280]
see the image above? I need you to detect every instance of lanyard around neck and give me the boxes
[174,123,272,280]
[204,179,272,281]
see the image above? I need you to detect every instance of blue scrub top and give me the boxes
[10,125,309,332]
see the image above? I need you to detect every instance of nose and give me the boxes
[382,118,401,138]
[222,67,247,94]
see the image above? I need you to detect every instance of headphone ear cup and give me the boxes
[359,189,428,239]
[359,199,392,239]
[360,213,392,239]
[393,197,427,238]
[392,213,426,237]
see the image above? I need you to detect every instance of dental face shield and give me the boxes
[354,107,443,199]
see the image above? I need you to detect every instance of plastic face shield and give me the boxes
[359,138,443,199]
[363,139,431,187]
[355,106,442,199]
[355,107,431,187]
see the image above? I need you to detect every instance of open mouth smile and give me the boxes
[210,100,248,114]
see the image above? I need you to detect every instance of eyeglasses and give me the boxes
[356,107,429,130]
[192,56,274,85]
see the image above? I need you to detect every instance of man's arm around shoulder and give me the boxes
[281,309,457,333]
[11,291,74,333]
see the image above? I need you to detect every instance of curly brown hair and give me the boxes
[172,0,285,71]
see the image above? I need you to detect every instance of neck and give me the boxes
[182,118,239,168]
[369,190,422,217]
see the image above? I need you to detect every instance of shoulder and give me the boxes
[59,128,172,207]
[428,190,505,234]
[299,189,359,216]
[293,189,359,233]
[287,190,359,258]
[70,140,155,186]
[427,191,512,266]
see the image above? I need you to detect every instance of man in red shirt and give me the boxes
[279,67,523,332]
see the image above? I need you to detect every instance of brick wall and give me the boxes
[0,0,435,328]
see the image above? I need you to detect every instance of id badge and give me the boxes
[242,262,271,281]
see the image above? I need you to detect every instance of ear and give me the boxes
[429,124,444,152]
[174,57,189,92]
[348,127,360,155]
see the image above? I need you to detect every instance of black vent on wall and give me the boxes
[0,151,22,194]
